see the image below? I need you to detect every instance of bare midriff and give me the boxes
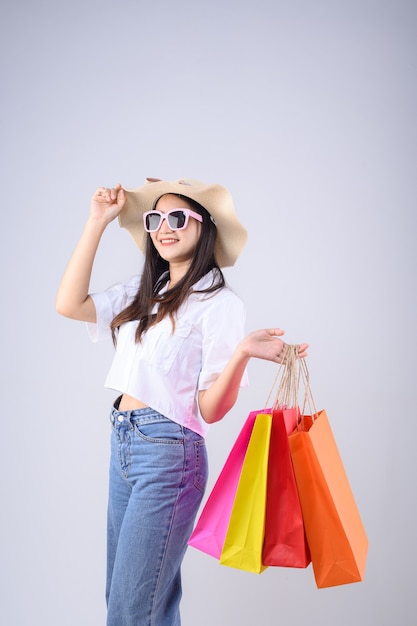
[118,394,149,411]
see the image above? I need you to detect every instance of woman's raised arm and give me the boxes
[55,185,125,322]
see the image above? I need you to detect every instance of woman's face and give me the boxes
[150,194,202,270]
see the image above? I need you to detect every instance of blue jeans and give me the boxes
[106,403,208,626]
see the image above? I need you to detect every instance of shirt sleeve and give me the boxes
[198,290,249,390]
[86,276,140,343]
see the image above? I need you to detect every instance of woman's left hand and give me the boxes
[239,328,308,364]
[199,328,308,424]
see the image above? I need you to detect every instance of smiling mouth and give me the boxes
[159,238,178,245]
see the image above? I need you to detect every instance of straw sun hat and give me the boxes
[119,178,247,268]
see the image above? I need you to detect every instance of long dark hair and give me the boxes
[110,194,225,344]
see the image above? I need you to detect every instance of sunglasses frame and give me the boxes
[143,208,203,232]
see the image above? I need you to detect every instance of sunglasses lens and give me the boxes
[167,210,187,230]
[145,213,162,231]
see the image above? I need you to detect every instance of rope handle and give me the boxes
[264,345,319,427]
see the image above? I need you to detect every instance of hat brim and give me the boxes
[119,178,247,268]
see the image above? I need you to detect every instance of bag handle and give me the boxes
[298,353,319,425]
[264,345,319,425]
[264,345,298,409]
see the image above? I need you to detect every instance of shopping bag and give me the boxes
[288,354,368,588]
[188,409,270,558]
[262,407,311,568]
[220,412,272,573]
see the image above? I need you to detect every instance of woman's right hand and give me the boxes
[56,183,126,322]
[90,183,126,225]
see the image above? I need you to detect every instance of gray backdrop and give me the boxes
[1,0,416,624]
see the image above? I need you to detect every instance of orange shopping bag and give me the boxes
[288,355,368,588]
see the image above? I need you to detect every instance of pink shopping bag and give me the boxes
[188,409,271,558]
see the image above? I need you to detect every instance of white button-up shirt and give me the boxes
[87,271,248,436]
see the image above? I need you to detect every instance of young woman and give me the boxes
[56,177,308,626]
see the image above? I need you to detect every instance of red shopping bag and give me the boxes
[262,407,311,568]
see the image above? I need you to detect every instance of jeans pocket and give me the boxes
[194,440,208,493]
[134,420,185,444]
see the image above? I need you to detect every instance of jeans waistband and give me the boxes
[110,402,169,427]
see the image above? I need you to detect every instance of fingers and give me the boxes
[90,184,125,221]
[266,328,285,337]
[297,343,309,358]
[116,186,126,207]
[276,342,288,363]
[95,184,122,203]
[274,342,309,362]
[275,343,309,365]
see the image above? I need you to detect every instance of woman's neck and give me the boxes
[167,261,191,288]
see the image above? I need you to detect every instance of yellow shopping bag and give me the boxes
[220,412,272,573]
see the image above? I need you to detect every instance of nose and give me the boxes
[158,214,173,232]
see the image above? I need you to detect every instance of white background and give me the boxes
[1,0,416,624]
